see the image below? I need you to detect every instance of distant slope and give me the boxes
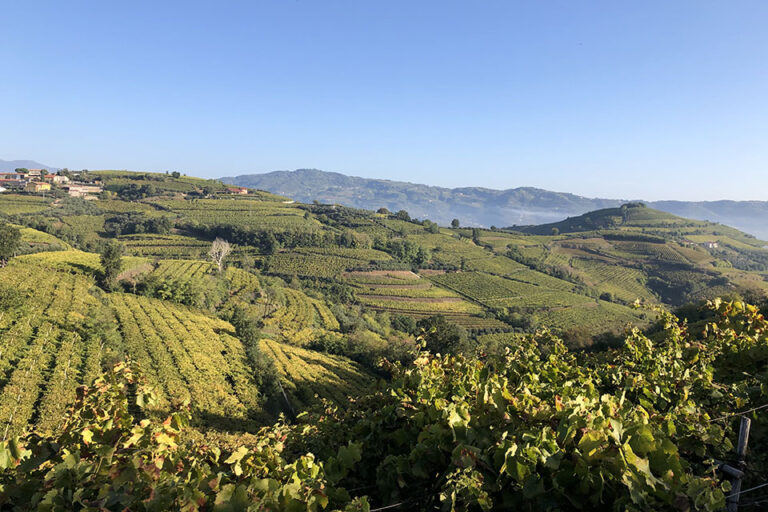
[222,169,768,239]
[651,200,768,243]
[222,169,621,227]
[516,204,691,235]
[0,159,58,172]
[515,203,765,245]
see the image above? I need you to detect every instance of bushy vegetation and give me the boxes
[2,301,768,510]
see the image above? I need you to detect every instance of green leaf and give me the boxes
[224,446,249,465]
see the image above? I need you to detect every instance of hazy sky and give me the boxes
[2,1,767,200]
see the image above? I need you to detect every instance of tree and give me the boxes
[423,220,440,234]
[414,246,431,266]
[377,207,390,215]
[0,223,22,267]
[395,210,411,222]
[261,232,279,255]
[417,315,469,355]
[209,238,231,272]
[451,218,460,229]
[171,171,181,178]
[551,227,560,236]
[339,230,356,248]
[99,241,124,289]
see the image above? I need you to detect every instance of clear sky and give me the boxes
[2,1,767,200]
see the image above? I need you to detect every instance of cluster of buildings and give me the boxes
[0,169,69,193]
[0,169,102,198]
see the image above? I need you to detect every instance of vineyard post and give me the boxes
[276,379,296,421]
[726,416,751,512]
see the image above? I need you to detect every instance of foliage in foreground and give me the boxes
[0,363,366,511]
[1,300,767,511]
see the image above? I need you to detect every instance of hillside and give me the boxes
[222,168,768,238]
[3,171,767,341]
[2,169,768,510]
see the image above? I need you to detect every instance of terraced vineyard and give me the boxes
[612,241,690,263]
[260,339,374,409]
[346,270,509,329]
[93,170,227,194]
[151,198,321,232]
[536,300,649,334]
[0,264,107,437]
[152,259,214,279]
[570,258,656,303]
[17,225,71,252]
[58,215,107,239]
[15,249,148,275]
[3,177,768,437]
[16,249,149,275]
[266,250,388,278]
[431,270,648,332]
[110,294,261,426]
[0,194,52,215]
[119,233,210,258]
[224,266,261,298]
[96,200,167,215]
[261,287,340,336]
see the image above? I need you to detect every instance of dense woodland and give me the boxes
[1,170,768,510]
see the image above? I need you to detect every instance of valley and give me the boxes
[1,170,767,510]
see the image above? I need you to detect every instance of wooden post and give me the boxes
[276,378,297,422]
[727,416,751,512]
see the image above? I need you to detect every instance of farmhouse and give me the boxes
[65,183,103,198]
[226,186,248,195]
[700,241,719,249]
[25,181,52,193]
[42,174,70,184]
[0,179,26,190]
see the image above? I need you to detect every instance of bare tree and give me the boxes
[209,238,231,272]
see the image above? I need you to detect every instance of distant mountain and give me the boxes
[0,159,58,172]
[222,169,768,240]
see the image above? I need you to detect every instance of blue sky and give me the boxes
[1,1,767,200]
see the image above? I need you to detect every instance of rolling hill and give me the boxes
[2,169,768,511]
[222,168,768,239]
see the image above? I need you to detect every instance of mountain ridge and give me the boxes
[222,169,768,239]
[0,159,58,172]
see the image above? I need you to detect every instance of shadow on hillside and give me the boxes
[196,410,271,433]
